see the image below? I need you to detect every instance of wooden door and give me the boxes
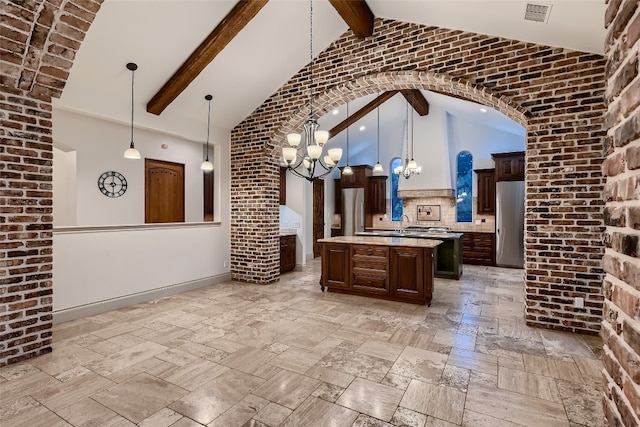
[321,243,349,289]
[313,179,324,258]
[145,159,185,223]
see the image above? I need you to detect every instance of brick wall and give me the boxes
[0,0,102,366]
[601,1,640,425]
[231,19,608,334]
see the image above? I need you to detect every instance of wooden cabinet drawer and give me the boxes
[352,273,388,293]
[352,245,388,258]
[352,258,387,272]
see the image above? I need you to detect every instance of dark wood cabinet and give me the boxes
[460,232,495,266]
[351,245,389,295]
[475,168,495,215]
[279,167,287,205]
[280,235,296,273]
[320,239,436,305]
[389,246,430,301]
[366,176,387,215]
[321,242,349,288]
[340,165,372,188]
[333,179,342,215]
[492,151,525,181]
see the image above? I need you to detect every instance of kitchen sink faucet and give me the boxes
[399,214,410,234]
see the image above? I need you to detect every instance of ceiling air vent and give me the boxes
[524,3,552,23]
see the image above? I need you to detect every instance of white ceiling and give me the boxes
[54,0,606,144]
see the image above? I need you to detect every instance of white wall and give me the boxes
[398,104,452,191]
[52,147,77,226]
[53,224,229,312]
[52,108,232,319]
[53,108,227,225]
[445,113,525,196]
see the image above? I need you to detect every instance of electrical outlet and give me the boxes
[224,261,228,268]
[574,297,584,309]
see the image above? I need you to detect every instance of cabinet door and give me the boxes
[389,247,427,301]
[475,169,495,215]
[322,243,349,288]
[280,235,296,273]
[367,176,387,215]
[334,179,342,215]
[492,152,525,181]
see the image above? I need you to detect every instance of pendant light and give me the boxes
[123,62,141,159]
[394,92,421,178]
[201,94,214,172]
[372,92,384,174]
[342,101,353,175]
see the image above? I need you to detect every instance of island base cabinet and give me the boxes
[389,247,432,305]
[320,240,435,305]
[321,243,349,290]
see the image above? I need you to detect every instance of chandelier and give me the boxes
[281,0,342,181]
[394,94,421,179]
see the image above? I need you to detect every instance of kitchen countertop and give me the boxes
[319,235,442,248]
[358,230,463,240]
[279,229,297,236]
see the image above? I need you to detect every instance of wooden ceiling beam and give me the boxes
[328,0,374,39]
[328,91,398,138]
[147,0,269,115]
[401,89,430,116]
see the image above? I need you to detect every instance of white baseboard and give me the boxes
[53,273,231,324]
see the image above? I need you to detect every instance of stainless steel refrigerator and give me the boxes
[342,188,365,236]
[495,181,525,268]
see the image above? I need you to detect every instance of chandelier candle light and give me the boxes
[124,62,141,159]
[394,93,421,178]
[281,0,342,181]
[201,95,214,172]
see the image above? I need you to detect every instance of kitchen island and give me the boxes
[318,236,441,305]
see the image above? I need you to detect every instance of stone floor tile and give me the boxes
[399,380,465,425]
[92,373,188,423]
[497,366,561,401]
[556,378,604,427]
[389,346,448,383]
[267,347,322,374]
[446,348,498,375]
[252,369,321,410]
[138,407,184,427]
[319,348,394,382]
[209,394,270,427]
[311,382,345,402]
[465,384,568,426]
[391,407,428,427]
[357,339,406,362]
[280,396,358,427]
[55,397,118,426]
[352,413,395,426]
[169,369,264,425]
[336,378,404,422]
[254,402,293,426]
[305,365,355,388]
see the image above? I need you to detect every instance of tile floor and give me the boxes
[0,261,604,426]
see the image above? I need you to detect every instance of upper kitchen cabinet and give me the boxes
[340,165,372,188]
[492,151,525,181]
[279,167,287,205]
[475,168,495,215]
[367,176,388,215]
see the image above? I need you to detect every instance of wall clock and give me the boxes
[98,171,128,198]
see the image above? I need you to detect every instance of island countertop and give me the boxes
[318,235,442,248]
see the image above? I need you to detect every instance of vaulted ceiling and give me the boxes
[55,0,606,144]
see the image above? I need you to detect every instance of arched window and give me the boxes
[390,157,403,221]
[456,151,473,222]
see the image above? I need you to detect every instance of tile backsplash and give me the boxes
[371,196,495,232]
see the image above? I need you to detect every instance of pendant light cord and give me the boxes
[411,91,415,160]
[130,66,135,147]
[346,101,349,161]
[206,97,211,161]
[377,92,380,162]
[309,0,314,119]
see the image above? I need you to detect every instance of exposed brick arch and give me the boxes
[268,70,528,160]
[232,18,607,335]
[1,0,104,365]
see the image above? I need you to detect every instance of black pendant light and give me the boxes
[201,95,214,171]
[123,62,141,159]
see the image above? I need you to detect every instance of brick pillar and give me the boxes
[601,1,640,426]
[1,0,103,365]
